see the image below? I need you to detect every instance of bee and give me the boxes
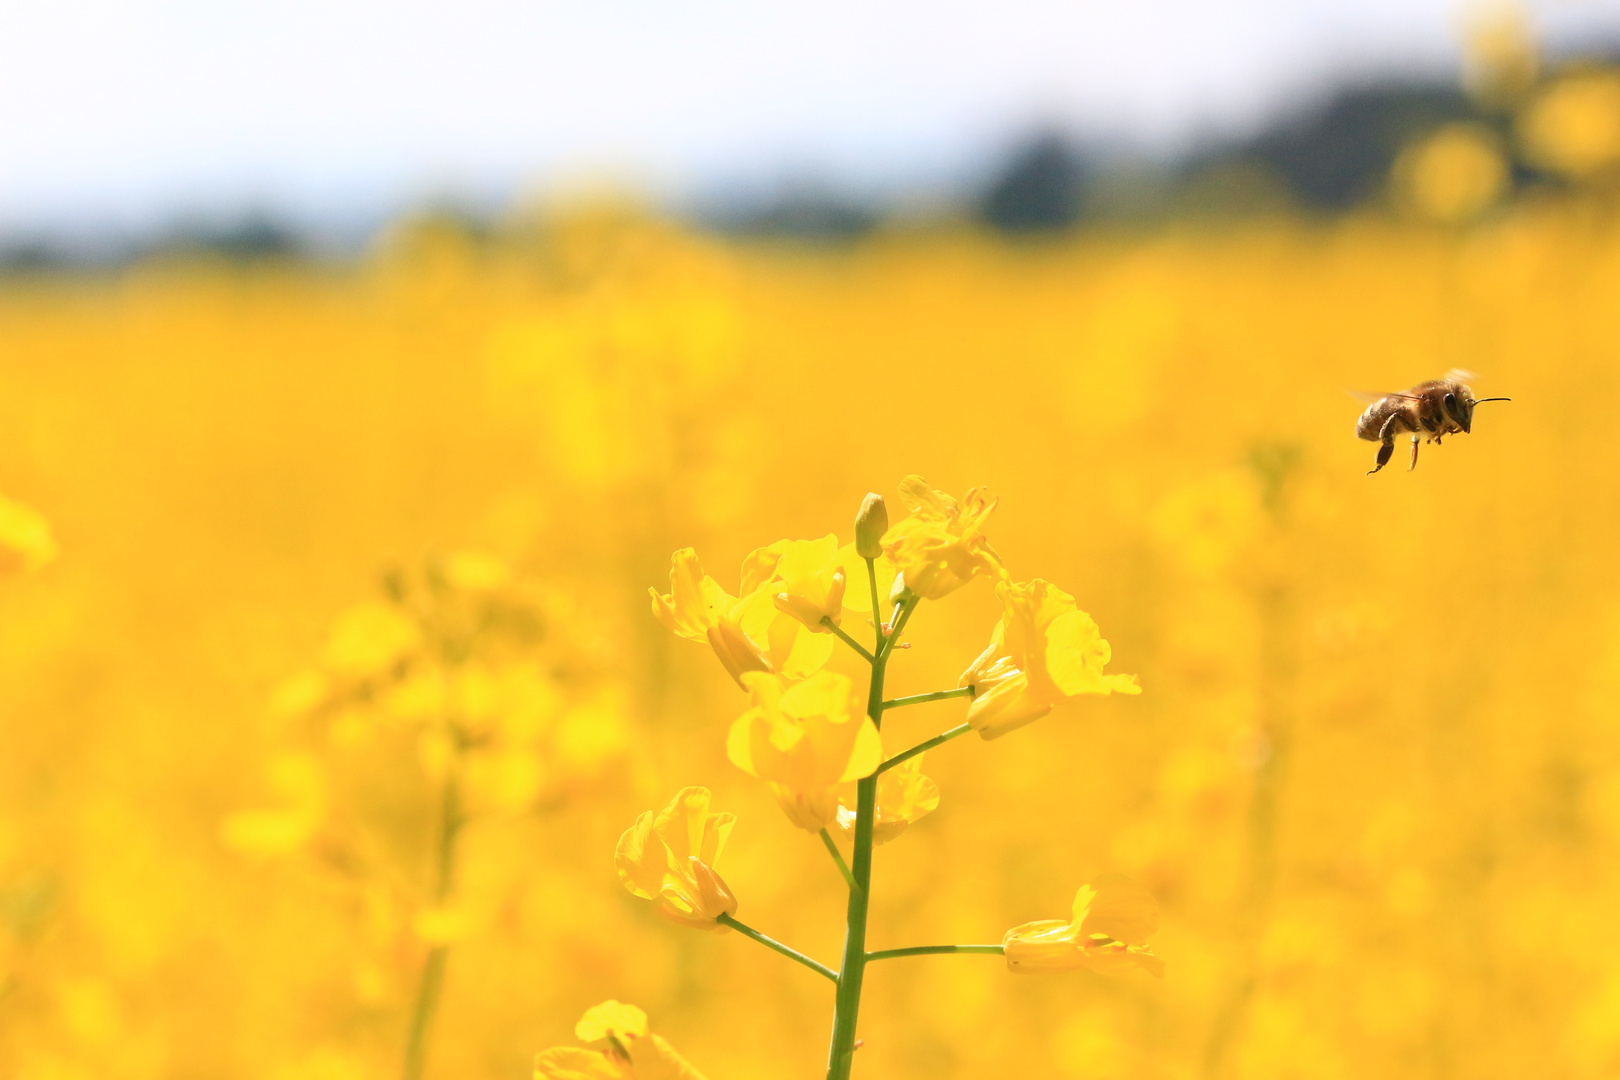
[1355,370,1511,474]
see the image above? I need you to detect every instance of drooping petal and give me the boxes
[1003,876,1163,978]
[960,579,1138,738]
[837,752,940,845]
[727,672,880,831]
[1074,873,1160,946]
[615,788,738,929]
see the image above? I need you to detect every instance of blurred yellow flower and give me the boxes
[959,579,1140,739]
[322,601,421,680]
[615,787,739,929]
[412,904,474,945]
[535,1000,709,1080]
[443,549,513,592]
[575,1000,648,1044]
[650,547,833,686]
[882,475,1006,600]
[217,752,327,856]
[836,752,939,845]
[1519,68,1620,178]
[728,671,882,831]
[1392,124,1508,224]
[1004,874,1163,977]
[1463,4,1539,107]
[0,492,56,575]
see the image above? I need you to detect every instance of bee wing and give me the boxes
[1442,367,1480,383]
[1349,390,1417,405]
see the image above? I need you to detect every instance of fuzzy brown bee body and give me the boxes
[1355,371,1510,474]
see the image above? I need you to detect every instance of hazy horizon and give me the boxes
[5,0,1620,243]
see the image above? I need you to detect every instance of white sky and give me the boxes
[2,0,1619,235]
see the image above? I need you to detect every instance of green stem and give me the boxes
[865,557,884,652]
[822,617,875,663]
[820,829,859,893]
[876,722,973,775]
[866,944,1004,961]
[826,604,906,1079]
[718,913,839,983]
[403,752,463,1080]
[882,687,974,711]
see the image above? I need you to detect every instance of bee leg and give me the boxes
[1368,438,1395,474]
[1368,413,1404,474]
[1408,435,1421,471]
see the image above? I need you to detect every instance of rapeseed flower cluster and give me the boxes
[603,478,1147,1076]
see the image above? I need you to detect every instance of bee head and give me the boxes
[1443,390,1473,433]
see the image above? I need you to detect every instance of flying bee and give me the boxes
[1355,370,1511,474]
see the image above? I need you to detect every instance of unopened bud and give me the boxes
[854,493,889,559]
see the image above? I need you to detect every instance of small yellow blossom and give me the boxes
[615,787,739,929]
[0,493,56,575]
[882,475,1006,599]
[650,547,832,686]
[1003,874,1164,977]
[959,579,1140,739]
[535,1000,709,1080]
[728,672,882,831]
[836,752,939,845]
[766,535,848,632]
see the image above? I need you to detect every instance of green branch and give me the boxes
[882,686,974,711]
[822,617,875,664]
[866,944,1005,961]
[876,722,973,775]
[820,828,858,893]
[717,913,838,983]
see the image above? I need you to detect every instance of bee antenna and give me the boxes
[1472,397,1512,404]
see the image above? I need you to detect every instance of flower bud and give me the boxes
[854,493,888,560]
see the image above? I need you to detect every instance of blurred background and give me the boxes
[5,1,1620,1078]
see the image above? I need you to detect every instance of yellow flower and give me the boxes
[1003,874,1164,977]
[881,475,1006,600]
[728,672,882,831]
[835,752,939,845]
[0,493,57,575]
[650,547,832,687]
[615,787,739,929]
[959,579,1140,740]
[535,1000,709,1080]
[765,535,848,632]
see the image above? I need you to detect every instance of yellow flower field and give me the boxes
[3,198,1620,1079]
